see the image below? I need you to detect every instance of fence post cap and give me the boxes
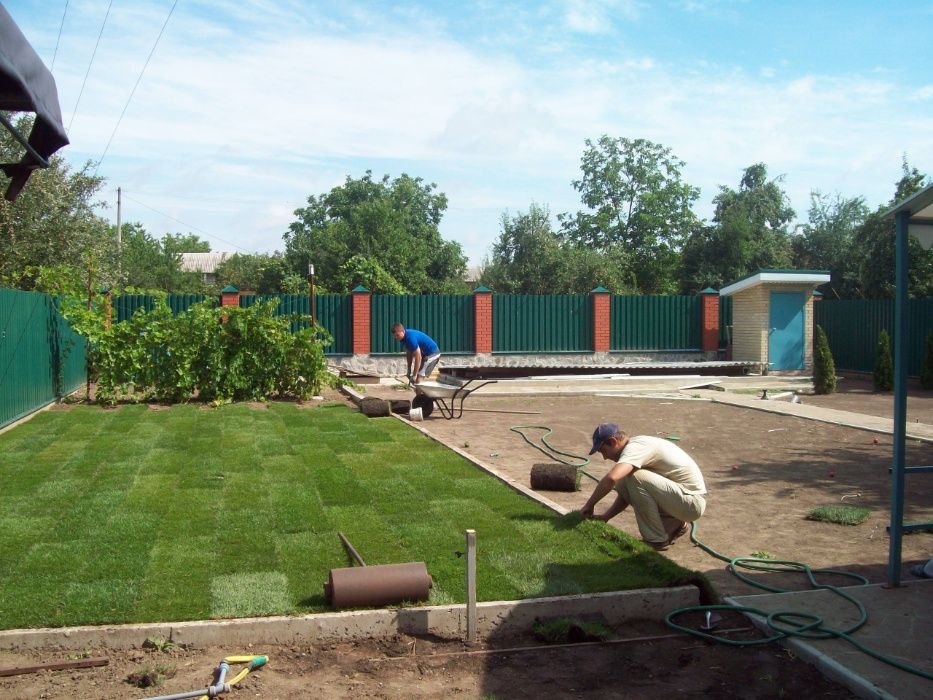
[473,285,492,293]
[590,286,610,293]
[351,285,370,293]
[699,287,719,295]
[221,285,239,293]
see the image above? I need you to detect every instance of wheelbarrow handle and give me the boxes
[337,531,367,567]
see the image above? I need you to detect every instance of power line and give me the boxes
[94,0,179,175]
[67,0,113,133]
[50,0,70,71]
[121,192,253,253]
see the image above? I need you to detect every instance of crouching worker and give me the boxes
[578,423,707,551]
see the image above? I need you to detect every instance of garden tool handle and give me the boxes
[337,531,367,567]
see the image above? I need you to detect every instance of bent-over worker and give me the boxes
[391,323,441,385]
[579,422,707,551]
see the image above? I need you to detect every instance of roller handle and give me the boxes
[337,532,367,567]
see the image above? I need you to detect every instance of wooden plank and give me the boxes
[0,656,109,677]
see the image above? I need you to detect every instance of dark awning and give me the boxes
[0,3,69,201]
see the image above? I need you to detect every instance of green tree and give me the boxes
[333,254,405,294]
[120,223,208,292]
[680,163,794,293]
[852,161,933,299]
[812,325,836,394]
[792,191,869,299]
[283,171,467,293]
[921,332,933,391]
[873,329,893,392]
[214,252,303,294]
[559,136,700,294]
[0,114,115,289]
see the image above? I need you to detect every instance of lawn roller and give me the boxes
[324,532,433,608]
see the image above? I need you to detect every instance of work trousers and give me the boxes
[616,468,706,545]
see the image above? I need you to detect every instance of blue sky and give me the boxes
[6,0,933,267]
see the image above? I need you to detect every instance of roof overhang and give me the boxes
[883,183,933,250]
[0,4,69,201]
[720,270,831,297]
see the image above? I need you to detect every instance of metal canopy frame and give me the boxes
[882,183,933,587]
[0,4,69,201]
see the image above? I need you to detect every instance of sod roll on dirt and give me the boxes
[530,462,579,491]
[360,397,390,417]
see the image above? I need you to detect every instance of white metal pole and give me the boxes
[466,529,476,643]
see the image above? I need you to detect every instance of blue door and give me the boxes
[769,292,805,370]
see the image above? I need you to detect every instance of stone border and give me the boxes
[0,587,698,651]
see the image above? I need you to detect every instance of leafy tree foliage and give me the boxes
[214,252,304,294]
[812,325,837,394]
[283,171,467,293]
[0,114,115,289]
[792,191,869,298]
[680,163,794,293]
[120,223,210,293]
[559,136,700,294]
[482,203,636,293]
[873,329,893,391]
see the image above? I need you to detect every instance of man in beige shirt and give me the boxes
[579,422,707,550]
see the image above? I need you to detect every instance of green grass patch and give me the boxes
[0,403,704,629]
[806,504,872,525]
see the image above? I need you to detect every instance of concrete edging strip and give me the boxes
[0,587,698,651]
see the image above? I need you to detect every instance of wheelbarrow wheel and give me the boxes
[412,393,435,418]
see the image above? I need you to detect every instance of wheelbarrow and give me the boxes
[410,376,497,420]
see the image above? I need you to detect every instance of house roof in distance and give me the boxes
[179,252,232,273]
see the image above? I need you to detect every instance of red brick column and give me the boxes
[473,287,493,353]
[220,286,240,307]
[591,287,610,352]
[351,285,371,355]
[699,288,720,352]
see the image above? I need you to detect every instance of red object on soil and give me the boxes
[872,438,880,444]
[731,464,738,470]
[829,471,836,478]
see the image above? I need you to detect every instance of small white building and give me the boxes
[179,252,232,285]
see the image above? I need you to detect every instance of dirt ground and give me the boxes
[3,378,930,699]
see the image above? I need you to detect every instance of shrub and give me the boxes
[873,329,893,392]
[921,331,933,391]
[812,325,836,394]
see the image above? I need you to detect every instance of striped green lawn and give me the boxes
[0,402,699,629]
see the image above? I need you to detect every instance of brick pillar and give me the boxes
[591,287,610,352]
[473,286,493,353]
[699,288,720,352]
[220,286,240,307]
[351,285,371,355]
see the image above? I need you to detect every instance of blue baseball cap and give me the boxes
[589,423,620,454]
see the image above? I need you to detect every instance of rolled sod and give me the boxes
[530,462,579,492]
[360,397,390,417]
[389,399,412,414]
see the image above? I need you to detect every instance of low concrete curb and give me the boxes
[0,587,698,651]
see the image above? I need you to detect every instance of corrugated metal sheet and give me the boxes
[719,296,733,349]
[611,295,701,351]
[115,294,208,321]
[493,294,590,353]
[0,288,86,428]
[370,295,474,354]
[815,298,933,377]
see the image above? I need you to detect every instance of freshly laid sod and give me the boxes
[0,402,700,629]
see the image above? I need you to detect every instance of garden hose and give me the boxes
[667,524,933,681]
[509,425,600,482]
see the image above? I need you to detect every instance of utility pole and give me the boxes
[116,187,122,284]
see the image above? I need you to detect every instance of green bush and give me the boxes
[921,331,933,391]
[90,297,336,404]
[873,329,893,392]
[812,325,836,394]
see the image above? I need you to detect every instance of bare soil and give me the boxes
[3,379,930,699]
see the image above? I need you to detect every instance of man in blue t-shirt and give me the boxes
[391,323,441,384]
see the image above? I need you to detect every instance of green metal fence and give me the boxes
[611,295,701,351]
[815,298,933,377]
[371,294,474,354]
[493,294,591,353]
[719,296,733,349]
[240,294,352,355]
[0,288,87,429]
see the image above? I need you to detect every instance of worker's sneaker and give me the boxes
[646,540,670,552]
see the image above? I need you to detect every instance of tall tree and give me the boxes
[792,191,869,299]
[0,113,114,289]
[214,252,304,294]
[283,171,467,293]
[680,163,794,292]
[120,223,209,293]
[559,136,700,294]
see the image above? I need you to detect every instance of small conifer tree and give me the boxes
[921,331,933,391]
[873,329,893,392]
[813,325,836,394]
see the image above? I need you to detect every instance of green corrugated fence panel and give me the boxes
[0,288,87,429]
[610,295,701,351]
[719,296,733,349]
[370,295,474,354]
[240,294,351,354]
[493,294,590,353]
[815,298,933,377]
[115,294,208,321]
